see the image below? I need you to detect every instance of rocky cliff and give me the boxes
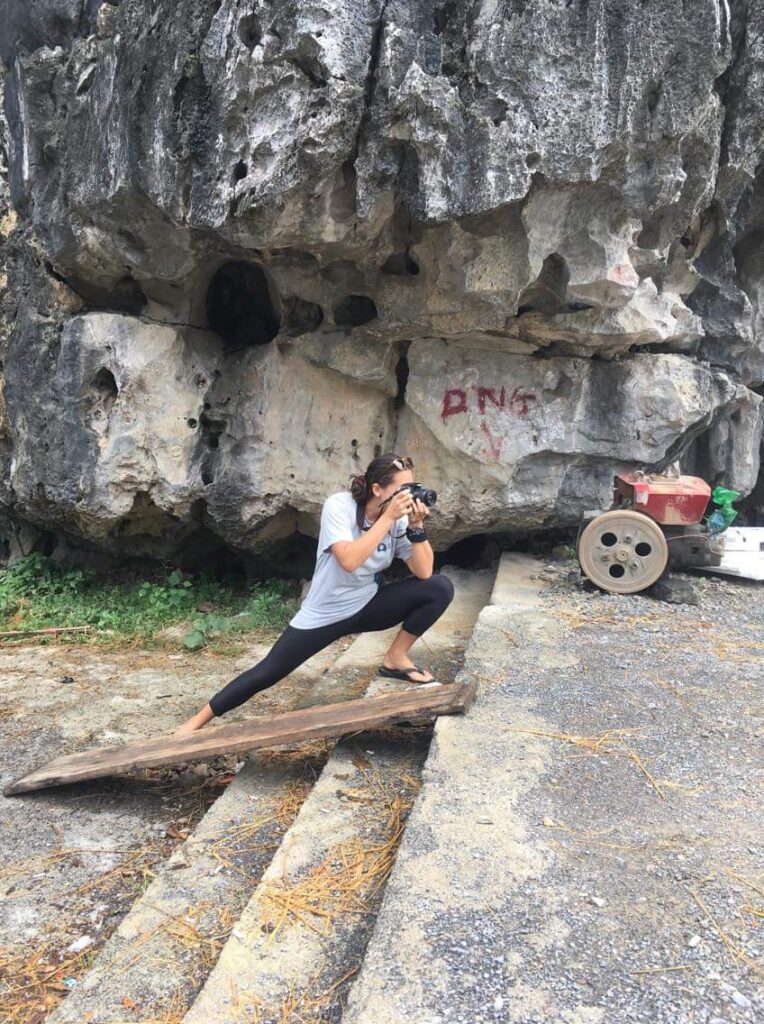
[1,0,763,571]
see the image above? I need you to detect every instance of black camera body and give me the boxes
[398,481,437,507]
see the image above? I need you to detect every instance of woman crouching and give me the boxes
[174,452,454,733]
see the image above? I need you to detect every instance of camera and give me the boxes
[397,482,437,507]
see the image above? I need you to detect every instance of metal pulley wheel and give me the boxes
[577,510,669,594]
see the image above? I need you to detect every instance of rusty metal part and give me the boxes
[664,526,725,568]
[613,473,712,525]
[577,509,669,594]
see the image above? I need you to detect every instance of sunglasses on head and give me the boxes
[392,455,413,470]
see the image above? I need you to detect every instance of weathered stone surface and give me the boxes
[1,0,763,565]
[397,343,760,540]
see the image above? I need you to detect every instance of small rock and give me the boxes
[687,934,701,948]
[67,935,93,954]
[589,895,607,908]
[59,675,75,685]
[728,988,752,1009]
[647,577,700,606]
[476,817,494,825]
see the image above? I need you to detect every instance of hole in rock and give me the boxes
[90,367,118,414]
[239,14,262,49]
[381,252,420,276]
[394,341,410,409]
[200,412,225,450]
[333,294,378,327]
[232,160,248,182]
[207,261,280,348]
[81,274,147,316]
[282,296,324,336]
[516,252,569,315]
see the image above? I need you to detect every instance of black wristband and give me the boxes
[406,526,427,543]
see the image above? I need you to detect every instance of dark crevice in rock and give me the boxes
[285,36,330,88]
[647,406,720,474]
[198,404,227,486]
[238,13,262,50]
[333,294,377,327]
[348,0,391,166]
[381,251,420,276]
[206,261,280,349]
[714,1,749,167]
[330,158,358,222]
[394,339,411,410]
[517,252,570,315]
[282,295,324,336]
[133,313,209,330]
[65,272,147,316]
[86,367,118,428]
[436,533,501,571]
[111,491,175,539]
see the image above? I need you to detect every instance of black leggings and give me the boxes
[208,572,455,717]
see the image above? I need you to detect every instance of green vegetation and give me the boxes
[0,553,300,651]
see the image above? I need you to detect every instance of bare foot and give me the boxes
[381,658,435,683]
[173,704,215,736]
[173,722,203,737]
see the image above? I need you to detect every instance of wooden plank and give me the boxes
[4,682,473,796]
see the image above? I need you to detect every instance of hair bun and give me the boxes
[349,471,368,501]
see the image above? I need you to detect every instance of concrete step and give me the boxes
[46,567,493,1023]
[180,566,495,1024]
[341,553,552,1024]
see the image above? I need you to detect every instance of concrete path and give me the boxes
[342,554,764,1024]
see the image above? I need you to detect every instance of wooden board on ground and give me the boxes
[4,680,478,796]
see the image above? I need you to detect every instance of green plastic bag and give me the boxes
[706,485,741,535]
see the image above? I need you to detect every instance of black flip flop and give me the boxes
[378,664,436,683]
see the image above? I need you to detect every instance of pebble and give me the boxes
[687,934,701,948]
[728,988,752,1009]
[67,935,93,953]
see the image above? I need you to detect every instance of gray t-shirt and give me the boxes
[290,491,414,629]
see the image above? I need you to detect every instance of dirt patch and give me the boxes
[0,635,354,1023]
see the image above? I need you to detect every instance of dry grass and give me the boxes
[227,966,362,1024]
[0,939,100,1024]
[513,727,667,799]
[258,761,415,947]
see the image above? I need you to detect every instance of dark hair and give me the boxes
[349,452,414,528]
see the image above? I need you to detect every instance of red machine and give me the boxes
[576,472,725,594]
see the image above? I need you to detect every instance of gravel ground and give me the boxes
[0,636,353,1022]
[344,555,763,1024]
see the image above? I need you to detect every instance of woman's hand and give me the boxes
[382,489,416,524]
[407,497,430,527]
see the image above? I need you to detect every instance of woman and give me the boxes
[174,452,455,734]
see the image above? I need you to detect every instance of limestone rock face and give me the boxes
[1,0,763,566]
